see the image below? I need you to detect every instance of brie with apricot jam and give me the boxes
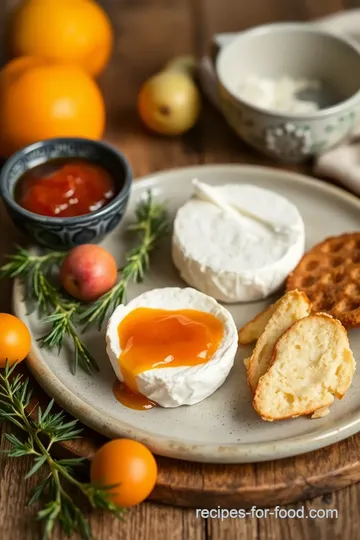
[105,287,238,409]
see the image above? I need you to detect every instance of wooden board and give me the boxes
[0,1,359,539]
[20,363,360,509]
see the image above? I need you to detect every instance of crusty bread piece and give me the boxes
[247,290,311,394]
[253,314,356,421]
[238,300,280,345]
[243,357,250,368]
[311,406,330,419]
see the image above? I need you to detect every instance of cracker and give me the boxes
[286,233,360,328]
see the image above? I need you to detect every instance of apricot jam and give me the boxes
[15,158,116,218]
[113,307,224,410]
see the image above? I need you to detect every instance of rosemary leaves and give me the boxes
[0,362,125,539]
[0,191,168,374]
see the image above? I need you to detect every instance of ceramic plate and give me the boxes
[13,165,360,464]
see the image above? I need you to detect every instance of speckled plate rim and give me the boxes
[12,164,360,464]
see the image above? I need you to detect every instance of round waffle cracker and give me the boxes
[286,233,360,328]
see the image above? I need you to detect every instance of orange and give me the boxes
[0,55,44,89]
[11,0,113,77]
[90,439,158,507]
[0,313,31,367]
[0,56,105,156]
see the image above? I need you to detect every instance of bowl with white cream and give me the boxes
[216,23,360,162]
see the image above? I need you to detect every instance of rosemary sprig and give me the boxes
[0,191,168,373]
[0,249,97,375]
[0,247,65,315]
[39,302,98,375]
[0,362,125,539]
[78,191,168,331]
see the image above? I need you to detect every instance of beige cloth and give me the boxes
[198,9,360,195]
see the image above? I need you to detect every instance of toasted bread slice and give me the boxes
[311,406,330,419]
[243,357,250,369]
[253,314,356,421]
[247,290,311,394]
[238,300,280,345]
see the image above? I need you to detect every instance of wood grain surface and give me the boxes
[19,366,360,512]
[1,0,360,539]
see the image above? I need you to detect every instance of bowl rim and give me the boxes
[0,137,132,224]
[216,21,360,120]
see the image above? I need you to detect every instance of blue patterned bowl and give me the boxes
[0,138,132,250]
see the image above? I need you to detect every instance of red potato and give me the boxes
[60,244,117,302]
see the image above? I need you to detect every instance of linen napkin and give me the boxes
[198,9,360,195]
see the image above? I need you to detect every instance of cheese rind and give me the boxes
[172,184,305,303]
[105,287,238,408]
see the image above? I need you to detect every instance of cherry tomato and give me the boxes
[90,438,158,507]
[0,313,31,367]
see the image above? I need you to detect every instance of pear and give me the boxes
[164,55,197,78]
[137,69,201,136]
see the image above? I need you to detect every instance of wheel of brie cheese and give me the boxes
[172,184,305,302]
[106,287,238,408]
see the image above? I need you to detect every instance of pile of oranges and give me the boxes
[0,0,113,157]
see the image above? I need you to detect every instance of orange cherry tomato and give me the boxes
[90,439,158,507]
[0,313,31,367]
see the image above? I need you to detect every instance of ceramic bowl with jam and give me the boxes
[0,138,132,250]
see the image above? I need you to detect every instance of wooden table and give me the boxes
[1,0,360,538]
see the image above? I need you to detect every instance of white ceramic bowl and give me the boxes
[216,23,360,162]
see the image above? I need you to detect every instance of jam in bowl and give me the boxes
[15,158,117,218]
[0,138,132,250]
